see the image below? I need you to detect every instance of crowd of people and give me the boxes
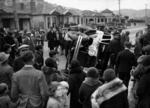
[0,24,150,108]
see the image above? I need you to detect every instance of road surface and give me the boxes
[43,26,147,70]
[123,26,146,45]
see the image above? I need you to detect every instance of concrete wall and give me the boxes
[32,15,45,29]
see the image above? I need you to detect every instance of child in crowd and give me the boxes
[0,83,16,108]
[34,45,44,70]
[46,81,63,108]
[60,81,69,108]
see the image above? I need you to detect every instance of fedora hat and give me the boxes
[0,52,9,64]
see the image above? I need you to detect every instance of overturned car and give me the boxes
[65,25,112,72]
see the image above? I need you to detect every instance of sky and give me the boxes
[44,0,150,11]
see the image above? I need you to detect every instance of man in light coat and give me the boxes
[11,51,48,108]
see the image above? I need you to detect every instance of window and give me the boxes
[98,18,100,23]
[47,17,50,28]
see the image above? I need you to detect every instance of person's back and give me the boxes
[14,67,45,96]
[79,67,102,108]
[100,90,128,108]
[116,49,136,74]
[91,69,129,108]
[11,51,48,108]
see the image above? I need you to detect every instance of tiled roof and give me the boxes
[81,10,105,17]
[101,9,114,14]
[69,9,82,16]
[33,2,80,16]
[0,5,30,14]
[0,5,13,13]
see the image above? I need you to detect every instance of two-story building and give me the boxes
[0,0,31,30]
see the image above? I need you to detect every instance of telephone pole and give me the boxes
[12,0,19,30]
[145,4,147,24]
[119,0,121,24]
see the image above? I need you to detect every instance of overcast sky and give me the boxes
[44,0,150,11]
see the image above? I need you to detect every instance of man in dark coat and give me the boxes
[107,31,124,68]
[136,54,150,108]
[47,28,57,50]
[67,60,86,108]
[0,28,6,52]
[79,67,102,108]
[116,42,137,87]
[136,67,150,108]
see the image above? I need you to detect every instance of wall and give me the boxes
[23,19,30,31]
[32,15,45,29]
[10,20,15,29]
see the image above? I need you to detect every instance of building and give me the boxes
[0,0,32,30]
[101,9,114,24]
[32,1,81,31]
[81,10,106,26]
[0,0,116,31]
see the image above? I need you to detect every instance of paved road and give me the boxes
[123,26,146,45]
[43,26,147,70]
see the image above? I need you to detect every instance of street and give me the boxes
[43,25,147,70]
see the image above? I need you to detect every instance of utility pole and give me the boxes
[12,0,19,30]
[145,4,147,24]
[119,0,121,24]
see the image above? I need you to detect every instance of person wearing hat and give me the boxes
[22,31,35,53]
[107,31,124,68]
[0,52,14,95]
[13,44,29,72]
[79,67,102,108]
[91,69,128,108]
[115,42,137,87]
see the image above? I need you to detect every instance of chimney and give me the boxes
[30,0,36,13]
[20,2,24,10]
[0,0,5,7]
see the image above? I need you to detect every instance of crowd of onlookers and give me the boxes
[0,24,150,108]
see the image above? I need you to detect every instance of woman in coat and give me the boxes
[91,69,129,108]
[67,60,86,108]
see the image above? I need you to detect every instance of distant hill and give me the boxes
[113,9,150,19]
